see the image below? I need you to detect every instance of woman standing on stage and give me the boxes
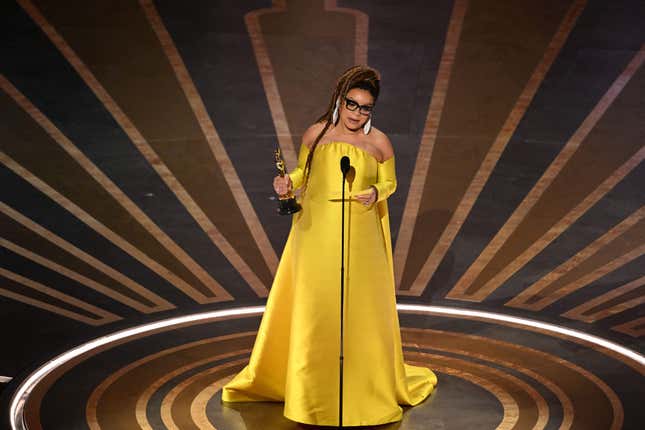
[221,65,437,426]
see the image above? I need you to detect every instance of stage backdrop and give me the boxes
[1,0,643,384]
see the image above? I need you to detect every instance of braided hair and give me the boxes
[300,65,381,196]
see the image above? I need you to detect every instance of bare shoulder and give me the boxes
[301,121,326,149]
[370,127,394,161]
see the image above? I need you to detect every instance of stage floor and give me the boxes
[12,306,643,429]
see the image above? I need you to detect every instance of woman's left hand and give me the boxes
[354,187,377,206]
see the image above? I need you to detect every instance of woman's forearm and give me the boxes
[287,143,311,190]
[372,156,397,202]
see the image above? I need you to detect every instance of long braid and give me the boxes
[300,65,380,198]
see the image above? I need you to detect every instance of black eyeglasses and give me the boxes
[344,97,373,116]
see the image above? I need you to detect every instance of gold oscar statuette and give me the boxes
[274,148,301,215]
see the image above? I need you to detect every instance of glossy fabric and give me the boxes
[221,141,437,426]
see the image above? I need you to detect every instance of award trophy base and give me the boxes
[277,196,301,215]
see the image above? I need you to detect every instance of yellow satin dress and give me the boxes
[221,140,437,426]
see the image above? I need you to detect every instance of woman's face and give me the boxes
[339,88,374,131]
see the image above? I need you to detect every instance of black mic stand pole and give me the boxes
[339,156,350,429]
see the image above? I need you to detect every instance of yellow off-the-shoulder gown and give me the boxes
[221,140,437,426]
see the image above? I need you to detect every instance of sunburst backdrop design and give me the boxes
[1,0,644,380]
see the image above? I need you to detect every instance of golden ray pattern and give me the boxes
[0,201,174,313]
[447,46,645,302]
[140,0,279,277]
[393,0,469,289]
[17,0,269,297]
[0,267,120,326]
[507,207,645,310]
[613,317,645,338]
[403,0,588,296]
[0,152,211,303]
[1,237,156,314]
[0,74,233,303]
[563,275,645,323]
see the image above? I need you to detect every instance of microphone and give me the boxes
[340,156,351,176]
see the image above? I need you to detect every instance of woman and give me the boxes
[221,65,437,426]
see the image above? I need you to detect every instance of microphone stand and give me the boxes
[339,156,350,429]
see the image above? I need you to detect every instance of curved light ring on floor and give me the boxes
[9,304,645,429]
[397,304,645,366]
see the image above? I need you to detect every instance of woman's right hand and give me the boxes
[273,175,292,195]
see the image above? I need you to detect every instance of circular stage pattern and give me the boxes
[12,306,645,429]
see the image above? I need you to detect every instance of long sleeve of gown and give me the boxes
[287,143,310,191]
[372,156,397,202]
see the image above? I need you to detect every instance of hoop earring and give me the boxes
[332,97,340,124]
[363,115,372,134]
